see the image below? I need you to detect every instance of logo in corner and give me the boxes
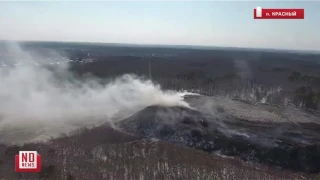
[15,151,41,172]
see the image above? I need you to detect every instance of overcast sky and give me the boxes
[0,1,319,51]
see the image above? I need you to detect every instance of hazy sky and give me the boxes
[0,1,319,50]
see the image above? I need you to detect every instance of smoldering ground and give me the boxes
[118,95,320,173]
[0,42,194,144]
[1,42,320,173]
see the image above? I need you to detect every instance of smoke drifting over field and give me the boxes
[0,43,192,144]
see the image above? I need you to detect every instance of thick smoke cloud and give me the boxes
[0,42,192,144]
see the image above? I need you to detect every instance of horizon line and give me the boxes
[1,39,319,54]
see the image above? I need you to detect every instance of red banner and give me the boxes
[254,7,304,19]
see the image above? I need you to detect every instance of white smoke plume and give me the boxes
[0,42,191,144]
[234,59,252,81]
